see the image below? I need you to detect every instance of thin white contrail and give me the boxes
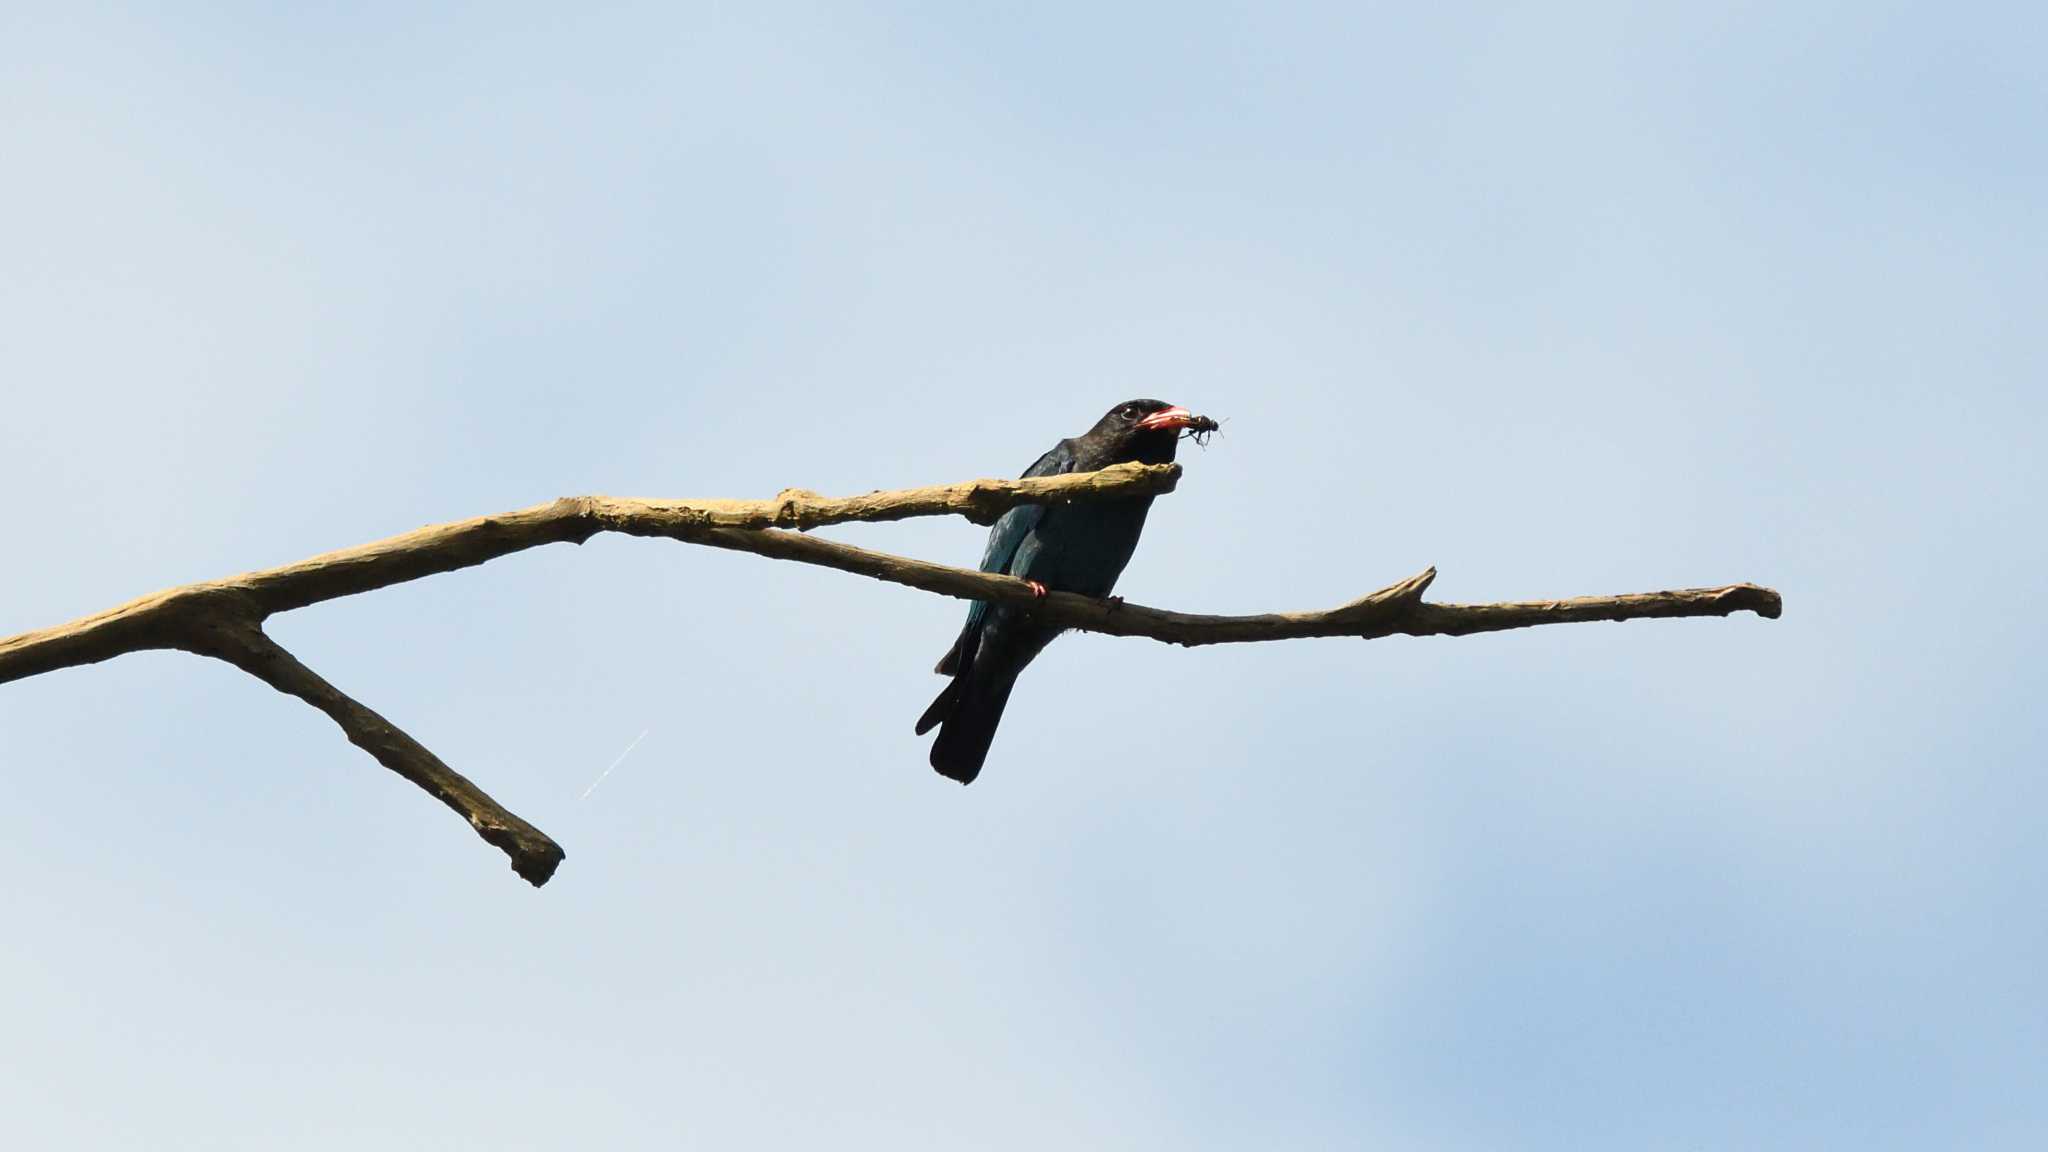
[580,728,651,800]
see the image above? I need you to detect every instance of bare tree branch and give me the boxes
[682,528,1780,642]
[0,461,1184,685]
[0,463,1180,885]
[0,460,1780,887]
[180,603,565,886]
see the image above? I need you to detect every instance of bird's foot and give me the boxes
[1026,580,1048,600]
[1106,595,1125,612]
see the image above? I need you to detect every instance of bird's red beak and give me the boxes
[1135,405,1198,432]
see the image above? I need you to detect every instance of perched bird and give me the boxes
[917,398,1212,784]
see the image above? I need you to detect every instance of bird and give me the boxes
[916,398,1211,784]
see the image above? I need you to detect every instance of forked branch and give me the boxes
[0,461,1780,886]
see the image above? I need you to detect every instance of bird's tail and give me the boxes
[925,666,1019,786]
[914,676,959,737]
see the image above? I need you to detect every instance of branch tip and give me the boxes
[184,617,565,886]
[1390,566,1438,603]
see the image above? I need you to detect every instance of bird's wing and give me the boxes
[933,439,1077,675]
[977,439,1077,576]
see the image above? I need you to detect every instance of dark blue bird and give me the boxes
[917,399,1211,784]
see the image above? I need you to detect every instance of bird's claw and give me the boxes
[1106,595,1125,612]
[1026,580,1048,600]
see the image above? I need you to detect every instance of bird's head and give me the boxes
[1093,398,1218,465]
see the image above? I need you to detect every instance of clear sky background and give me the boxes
[3,3,2041,1148]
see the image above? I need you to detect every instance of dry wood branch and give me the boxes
[180,608,565,886]
[0,462,1182,686]
[0,463,1177,885]
[0,459,1780,887]
[679,529,1782,643]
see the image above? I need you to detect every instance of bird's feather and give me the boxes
[933,439,1077,676]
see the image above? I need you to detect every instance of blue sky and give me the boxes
[2,3,2042,1147]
